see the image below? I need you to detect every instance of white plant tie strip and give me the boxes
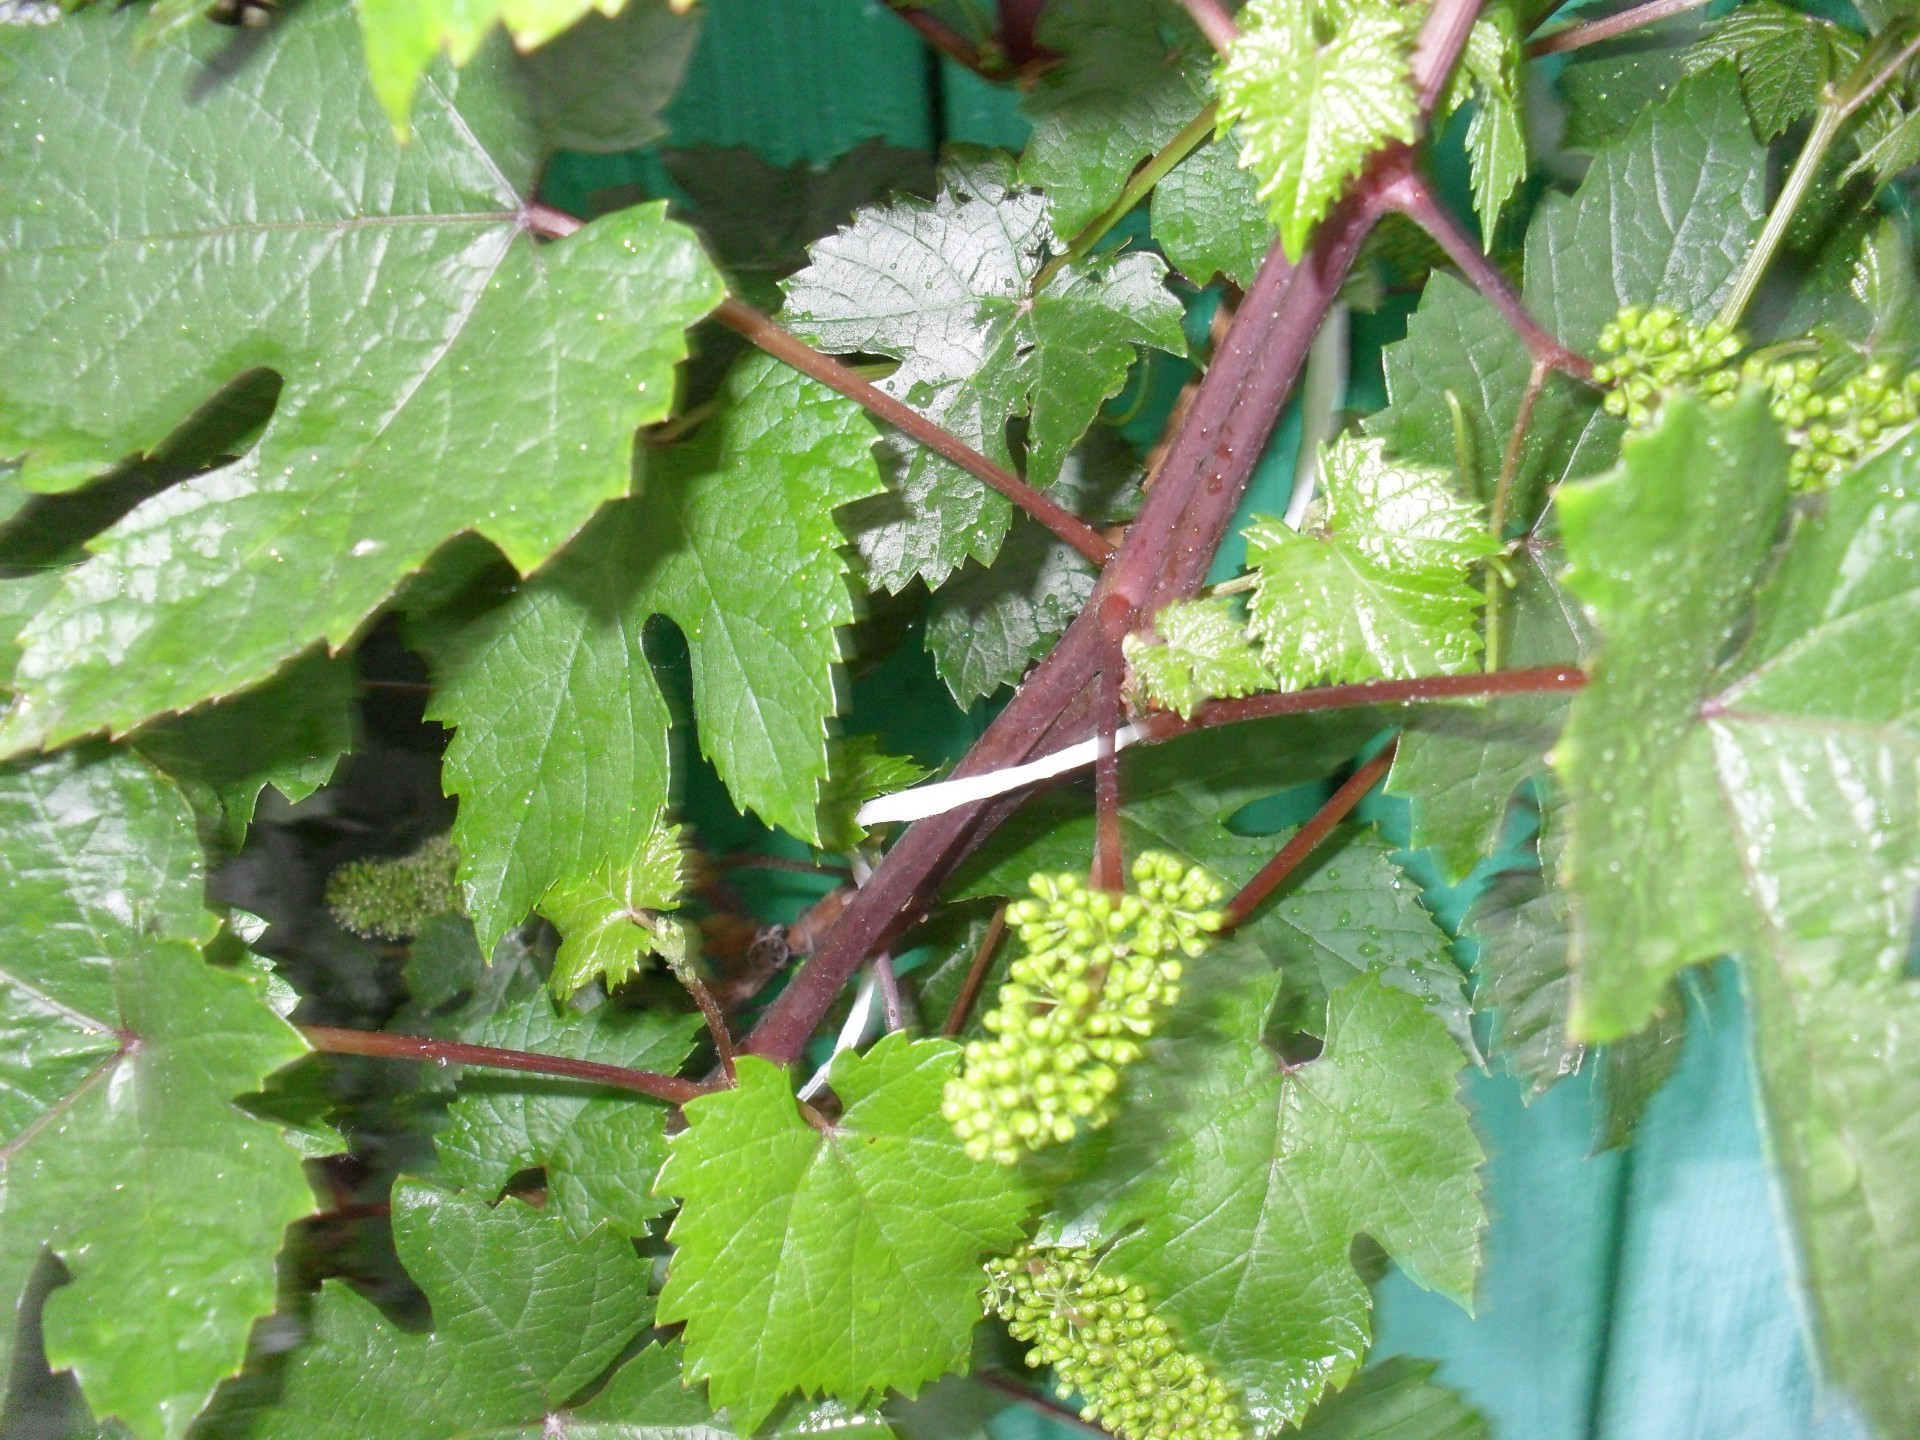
[855,721,1151,828]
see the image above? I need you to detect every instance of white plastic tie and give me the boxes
[854,721,1150,828]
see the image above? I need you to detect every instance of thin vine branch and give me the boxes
[1527,0,1711,56]
[1147,665,1587,740]
[713,299,1115,566]
[1384,171,1590,379]
[1220,741,1398,930]
[302,1025,714,1105]
[1180,0,1239,55]
[741,0,1493,1066]
[942,903,1008,1037]
[674,965,738,1079]
[885,0,1018,79]
[1033,101,1222,293]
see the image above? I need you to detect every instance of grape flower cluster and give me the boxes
[1594,304,1920,488]
[1752,355,1920,489]
[1592,305,1741,427]
[324,834,461,940]
[942,853,1225,1165]
[984,1244,1247,1440]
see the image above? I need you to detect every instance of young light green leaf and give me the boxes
[817,736,934,853]
[0,0,723,759]
[1123,595,1273,720]
[435,996,700,1238]
[782,150,1184,590]
[1451,9,1527,241]
[925,517,1098,704]
[1151,128,1279,288]
[1020,0,1210,239]
[1245,435,1499,689]
[657,1034,1036,1429]
[1078,975,1484,1433]
[427,355,882,954]
[204,1180,654,1439]
[1218,0,1420,259]
[537,822,687,999]
[0,751,311,1440]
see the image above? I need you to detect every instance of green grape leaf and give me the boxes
[356,0,694,136]
[1218,0,1420,260]
[1388,546,1587,882]
[397,913,547,1044]
[925,518,1098,704]
[1151,128,1279,288]
[1079,974,1484,1433]
[657,1034,1036,1429]
[1553,399,1920,1430]
[517,1,703,154]
[0,750,311,1440]
[956,719,1474,1050]
[1124,595,1274,720]
[1374,67,1765,523]
[1020,0,1209,240]
[1747,969,1920,1440]
[1245,436,1499,689]
[0,0,723,759]
[1681,2,1860,140]
[537,821,687,999]
[131,649,354,850]
[1454,9,1527,241]
[1466,828,1582,1097]
[434,995,700,1238]
[427,355,882,953]
[1292,1357,1490,1440]
[817,736,933,854]
[209,1179,654,1439]
[1529,66,1765,353]
[782,150,1184,590]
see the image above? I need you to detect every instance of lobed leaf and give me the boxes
[782,150,1183,591]
[435,996,700,1239]
[0,0,723,758]
[657,1034,1036,1429]
[1245,436,1499,690]
[427,354,882,953]
[0,750,311,1440]
[1218,0,1419,259]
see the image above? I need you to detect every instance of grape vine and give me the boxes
[1,0,1918,1437]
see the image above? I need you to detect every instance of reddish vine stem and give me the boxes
[942,904,1009,1037]
[1528,0,1711,56]
[1180,0,1239,54]
[1146,665,1587,740]
[979,1372,1113,1438]
[302,1026,713,1105]
[888,1,1014,77]
[712,299,1115,567]
[1220,741,1399,931]
[1092,660,1126,893]
[1382,171,1590,380]
[740,0,1493,1066]
[676,969,738,1079]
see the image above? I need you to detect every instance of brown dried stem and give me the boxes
[942,905,1009,1037]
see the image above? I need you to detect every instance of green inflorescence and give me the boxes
[1752,354,1920,490]
[1594,304,1920,488]
[985,1244,1247,1440]
[1592,305,1742,427]
[324,834,461,940]
[942,853,1224,1165]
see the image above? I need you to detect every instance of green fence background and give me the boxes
[557,5,1881,1437]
